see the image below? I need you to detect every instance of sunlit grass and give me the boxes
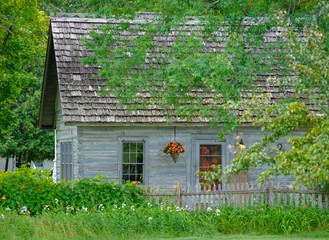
[1,205,328,240]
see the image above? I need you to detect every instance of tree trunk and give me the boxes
[5,157,9,171]
[26,151,32,167]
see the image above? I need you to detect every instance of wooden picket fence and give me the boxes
[144,183,329,210]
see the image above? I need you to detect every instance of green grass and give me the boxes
[4,232,328,240]
[1,205,328,240]
[155,232,329,239]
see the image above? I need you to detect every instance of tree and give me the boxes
[0,0,54,163]
[54,0,328,187]
[228,6,329,188]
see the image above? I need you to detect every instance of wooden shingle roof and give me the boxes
[39,14,297,129]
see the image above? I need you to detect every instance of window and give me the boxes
[199,144,222,172]
[60,142,73,181]
[199,144,222,188]
[122,142,144,183]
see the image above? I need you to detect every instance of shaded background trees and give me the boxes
[0,0,53,164]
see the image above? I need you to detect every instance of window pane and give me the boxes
[123,153,129,163]
[123,143,129,152]
[137,174,143,182]
[130,152,137,163]
[200,145,221,157]
[137,153,143,163]
[208,145,221,155]
[137,142,143,153]
[123,175,129,182]
[137,165,143,174]
[130,165,136,174]
[123,164,129,174]
[130,143,137,152]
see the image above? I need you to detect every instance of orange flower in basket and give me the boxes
[162,141,186,154]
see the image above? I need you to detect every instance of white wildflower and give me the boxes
[121,203,126,208]
[66,205,74,212]
[5,207,11,211]
[215,208,221,216]
[20,206,30,215]
[98,204,104,210]
[82,206,88,212]
[176,206,181,212]
[148,217,153,221]
[114,204,118,209]
[207,207,212,212]
[130,206,135,211]
[147,202,152,207]
[54,198,59,204]
[0,214,4,219]
[43,205,50,211]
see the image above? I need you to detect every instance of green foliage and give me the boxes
[82,0,290,135]
[0,204,328,239]
[0,0,54,162]
[0,167,144,215]
[0,167,328,239]
[0,0,48,132]
[198,164,223,188]
[227,6,329,188]
[216,205,329,234]
[0,166,54,215]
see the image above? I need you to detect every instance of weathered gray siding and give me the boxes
[55,106,301,186]
[76,126,233,187]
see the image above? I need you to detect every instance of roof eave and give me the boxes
[38,23,58,129]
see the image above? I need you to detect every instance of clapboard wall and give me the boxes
[55,87,299,187]
[76,125,228,186]
[56,124,298,187]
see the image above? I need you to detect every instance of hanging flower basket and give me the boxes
[162,141,186,163]
[170,152,180,162]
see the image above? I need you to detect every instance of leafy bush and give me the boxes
[0,167,55,214]
[0,167,144,215]
[1,167,329,239]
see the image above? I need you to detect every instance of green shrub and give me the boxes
[0,167,55,214]
[0,167,144,215]
[1,167,329,238]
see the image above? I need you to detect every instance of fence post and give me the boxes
[175,183,182,207]
[267,182,274,206]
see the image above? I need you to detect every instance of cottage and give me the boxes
[39,14,300,187]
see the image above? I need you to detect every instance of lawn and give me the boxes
[152,232,329,240]
[18,232,329,240]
